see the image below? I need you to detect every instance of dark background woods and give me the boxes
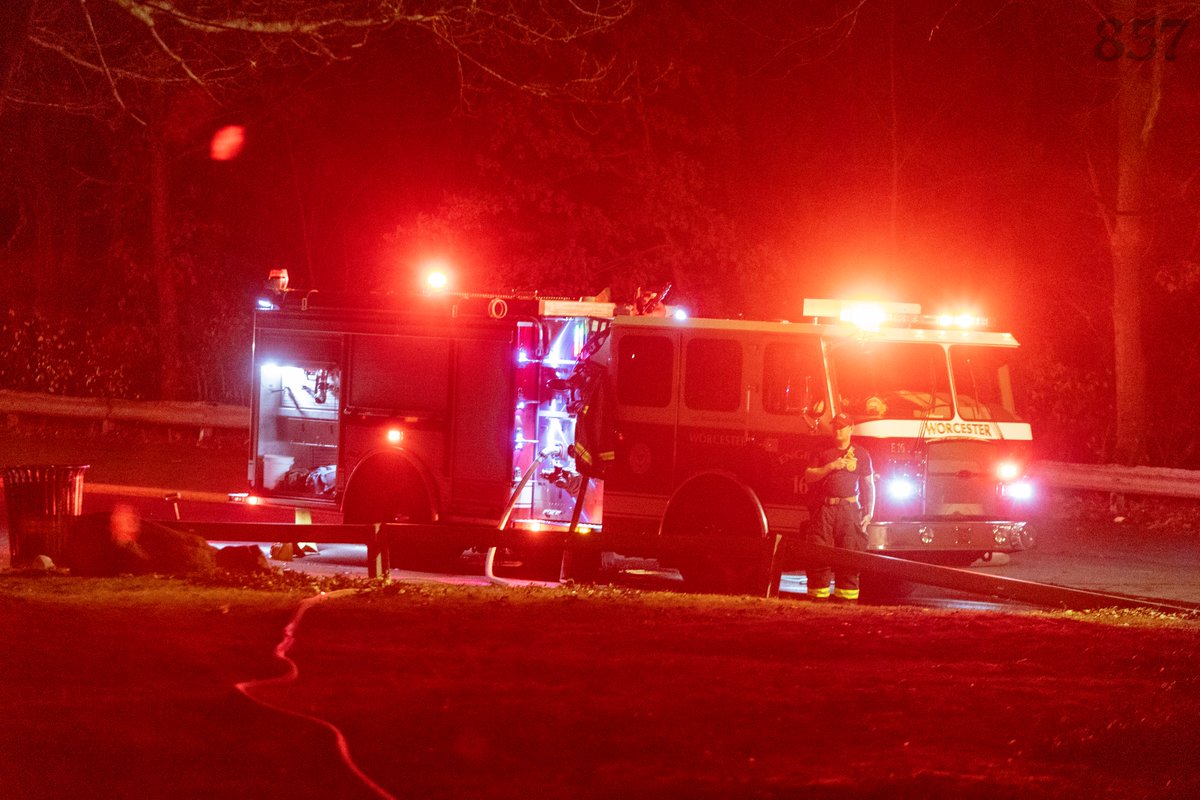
[2,1,1200,467]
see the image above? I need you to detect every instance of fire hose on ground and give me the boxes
[485,445,566,586]
[235,590,396,800]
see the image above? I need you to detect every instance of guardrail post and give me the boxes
[366,523,386,580]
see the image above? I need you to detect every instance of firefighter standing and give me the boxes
[803,412,875,601]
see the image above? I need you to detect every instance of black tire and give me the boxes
[661,475,770,595]
[561,548,603,584]
[342,456,462,572]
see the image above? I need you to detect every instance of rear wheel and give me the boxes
[661,475,771,595]
[342,455,461,572]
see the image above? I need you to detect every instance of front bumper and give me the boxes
[866,520,1035,553]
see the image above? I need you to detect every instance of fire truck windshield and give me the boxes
[830,341,953,422]
[950,345,1023,422]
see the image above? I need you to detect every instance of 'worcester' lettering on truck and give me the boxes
[685,431,746,447]
[923,421,997,439]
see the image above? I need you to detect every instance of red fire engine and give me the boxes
[578,298,1036,591]
[246,274,1035,591]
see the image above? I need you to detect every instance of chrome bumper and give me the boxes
[866,520,1035,552]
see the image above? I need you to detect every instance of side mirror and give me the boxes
[800,398,826,431]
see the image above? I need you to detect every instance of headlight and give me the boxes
[886,476,919,501]
[1002,480,1034,501]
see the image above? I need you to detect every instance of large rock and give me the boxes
[64,506,278,577]
[136,519,219,576]
[64,505,216,577]
[63,509,152,576]
[214,544,271,573]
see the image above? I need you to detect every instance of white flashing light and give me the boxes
[1004,480,1034,501]
[934,311,988,329]
[886,476,918,501]
[996,461,1022,482]
[803,298,922,329]
[672,307,689,321]
[386,428,403,445]
[841,302,888,330]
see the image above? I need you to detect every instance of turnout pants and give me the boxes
[805,503,867,600]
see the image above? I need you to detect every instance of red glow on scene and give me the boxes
[210,125,246,161]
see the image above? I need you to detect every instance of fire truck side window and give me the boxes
[763,341,825,415]
[617,335,673,407]
[685,338,742,412]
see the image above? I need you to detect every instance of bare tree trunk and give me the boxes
[1109,6,1160,465]
[148,115,185,400]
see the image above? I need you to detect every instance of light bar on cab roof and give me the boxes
[803,298,922,329]
[933,311,989,329]
[804,298,995,332]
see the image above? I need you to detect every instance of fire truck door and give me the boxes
[674,334,751,482]
[607,329,680,502]
[449,335,515,517]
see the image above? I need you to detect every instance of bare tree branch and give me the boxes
[79,0,146,121]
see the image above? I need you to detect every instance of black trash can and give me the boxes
[2,465,90,567]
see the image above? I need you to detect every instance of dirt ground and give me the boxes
[2,425,1200,797]
[1,576,1198,800]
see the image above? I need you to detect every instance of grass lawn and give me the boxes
[2,573,1199,799]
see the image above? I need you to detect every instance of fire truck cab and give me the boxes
[576,298,1035,591]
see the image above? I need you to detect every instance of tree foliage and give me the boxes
[3,1,1200,468]
[1,0,636,401]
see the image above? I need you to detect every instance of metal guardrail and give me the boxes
[1032,460,1200,501]
[4,390,1200,501]
[0,389,248,430]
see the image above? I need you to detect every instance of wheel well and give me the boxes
[341,450,438,524]
[658,472,768,539]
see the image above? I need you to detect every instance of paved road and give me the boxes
[2,431,1198,605]
[5,486,1198,606]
